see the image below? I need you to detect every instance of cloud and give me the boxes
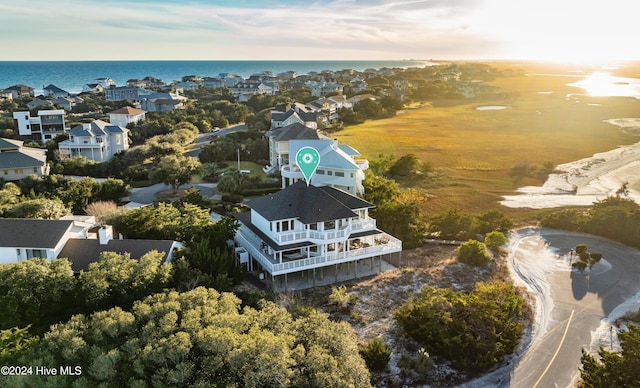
[0,0,635,61]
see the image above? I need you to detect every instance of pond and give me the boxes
[476,105,509,110]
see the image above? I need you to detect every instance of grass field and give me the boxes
[335,62,640,221]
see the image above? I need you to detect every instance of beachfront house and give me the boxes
[12,109,67,142]
[58,120,129,162]
[43,84,70,99]
[4,84,35,98]
[233,181,402,290]
[0,138,49,181]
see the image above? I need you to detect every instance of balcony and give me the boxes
[235,231,401,276]
[280,164,303,180]
[274,218,376,245]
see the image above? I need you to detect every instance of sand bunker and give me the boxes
[502,121,640,208]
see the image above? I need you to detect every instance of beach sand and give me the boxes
[502,119,640,208]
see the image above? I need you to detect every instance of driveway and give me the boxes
[465,228,640,387]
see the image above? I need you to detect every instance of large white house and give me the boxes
[12,110,68,142]
[58,120,129,162]
[283,139,368,196]
[234,181,402,290]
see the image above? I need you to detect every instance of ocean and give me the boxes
[0,60,430,95]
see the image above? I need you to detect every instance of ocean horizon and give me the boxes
[0,59,431,95]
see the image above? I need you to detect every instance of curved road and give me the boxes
[494,228,640,387]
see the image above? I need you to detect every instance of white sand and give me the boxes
[502,120,640,209]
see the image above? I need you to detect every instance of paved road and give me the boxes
[501,228,640,387]
[184,123,247,158]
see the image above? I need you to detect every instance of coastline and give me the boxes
[0,59,433,95]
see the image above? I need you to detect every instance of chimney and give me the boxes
[331,138,338,149]
[98,225,113,245]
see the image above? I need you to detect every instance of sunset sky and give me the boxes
[0,0,635,62]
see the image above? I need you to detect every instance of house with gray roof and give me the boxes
[282,139,368,196]
[0,219,181,272]
[4,84,35,98]
[43,84,70,99]
[233,181,402,290]
[264,122,325,174]
[57,120,129,162]
[0,218,80,263]
[0,138,49,181]
[26,99,54,110]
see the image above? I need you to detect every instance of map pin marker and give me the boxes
[296,146,321,186]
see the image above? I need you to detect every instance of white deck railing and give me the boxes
[235,231,401,276]
[274,218,376,244]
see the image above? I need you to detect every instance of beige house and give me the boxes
[0,138,49,181]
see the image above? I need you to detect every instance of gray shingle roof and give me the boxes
[270,123,321,142]
[244,181,372,223]
[58,239,176,272]
[0,219,73,248]
[69,120,128,137]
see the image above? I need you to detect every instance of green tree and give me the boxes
[0,326,38,364]
[362,174,400,205]
[105,202,211,242]
[5,198,70,219]
[428,208,475,240]
[580,324,640,387]
[395,282,523,374]
[388,154,420,177]
[149,155,201,192]
[0,258,76,333]
[374,200,426,249]
[10,288,372,387]
[78,251,172,311]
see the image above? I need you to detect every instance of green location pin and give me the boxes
[295,146,321,186]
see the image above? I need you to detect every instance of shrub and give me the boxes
[485,231,508,250]
[457,239,492,266]
[360,337,391,371]
[394,282,524,374]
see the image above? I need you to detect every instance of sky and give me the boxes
[0,0,636,62]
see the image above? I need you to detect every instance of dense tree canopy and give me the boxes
[8,288,372,387]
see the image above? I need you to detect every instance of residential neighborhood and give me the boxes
[0,61,572,387]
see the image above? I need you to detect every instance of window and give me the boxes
[282,220,290,232]
[309,223,318,230]
[327,170,333,176]
[3,170,7,175]
[327,243,335,251]
[325,220,335,230]
[15,169,23,174]
[335,171,344,177]
[316,169,325,175]
[350,173,354,178]
[33,168,37,173]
